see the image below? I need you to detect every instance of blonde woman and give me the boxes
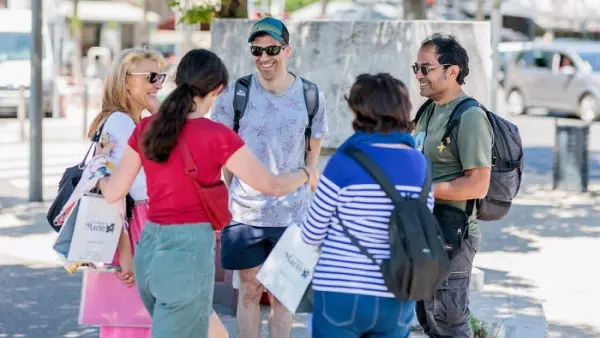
[86,47,167,338]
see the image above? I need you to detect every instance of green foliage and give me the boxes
[168,0,218,24]
[470,315,488,338]
[285,0,320,13]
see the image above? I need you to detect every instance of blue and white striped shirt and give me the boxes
[300,144,434,298]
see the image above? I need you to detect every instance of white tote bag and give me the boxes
[65,194,122,264]
[256,224,320,313]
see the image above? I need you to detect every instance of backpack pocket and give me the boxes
[433,204,468,260]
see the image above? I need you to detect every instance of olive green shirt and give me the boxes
[413,95,493,237]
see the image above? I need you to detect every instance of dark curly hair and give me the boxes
[345,73,413,133]
[142,49,228,162]
[421,33,470,85]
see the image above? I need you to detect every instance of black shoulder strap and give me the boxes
[300,77,319,152]
[441,97,480,147]
[232,75,252,133]
[336,147,433,268]
[441,97,482,218]
[344,147,432,204]
[80,119,108,167]
[413,98,434,125]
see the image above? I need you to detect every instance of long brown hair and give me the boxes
[142,49,228,163]
[87,47,167,139]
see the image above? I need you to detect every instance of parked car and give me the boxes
[504,40,600,122]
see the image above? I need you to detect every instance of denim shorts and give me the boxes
[133,221,215,338]
[219,221,286,270]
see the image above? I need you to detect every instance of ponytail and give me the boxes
[142,83,195,162]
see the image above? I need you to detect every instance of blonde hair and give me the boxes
[87,47,168,139]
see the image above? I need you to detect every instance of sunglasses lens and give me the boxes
[411,64,418,74]
[148,72,158,83]
[265,46,281,56]
[250,46,262,56]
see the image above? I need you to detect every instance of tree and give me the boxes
[404,0,427,20]
[475,0,485,20]
[168,0,247,26]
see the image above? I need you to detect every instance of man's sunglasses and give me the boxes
[250,45,287,57]
[127,72,167,84]
[411,63,452,76]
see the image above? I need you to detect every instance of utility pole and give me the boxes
[30,0,43,202]
[490,0,502,112]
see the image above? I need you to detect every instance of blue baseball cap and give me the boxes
[248,17,290,45]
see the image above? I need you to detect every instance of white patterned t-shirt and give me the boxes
[210,73,328,228]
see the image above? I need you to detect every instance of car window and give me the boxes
[532,50,553,69]
[578,52,600,72]
[515,50,534,67]
[558,53,575,71]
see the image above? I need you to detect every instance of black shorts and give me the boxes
[220,222,287,270]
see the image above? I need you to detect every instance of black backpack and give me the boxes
[339,147,450,301]
[46,122,134,231]
[414,98,524,221]
[232,73,319,151]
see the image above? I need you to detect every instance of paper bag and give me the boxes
[79,270,152,327]
[66,194,122,263]
[256,224,319,313]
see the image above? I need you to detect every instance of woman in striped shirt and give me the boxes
[300,73,433,338]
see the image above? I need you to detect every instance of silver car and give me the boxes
[504,40,600,122]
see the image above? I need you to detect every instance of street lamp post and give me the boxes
[30,0,44,202]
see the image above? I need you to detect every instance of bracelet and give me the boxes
[300,167,310,183]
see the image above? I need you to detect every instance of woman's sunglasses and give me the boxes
[411,63,452,76]
[127,72,167,84]
[250,45,287,57]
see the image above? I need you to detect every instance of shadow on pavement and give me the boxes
[0,198,57,238]
[473,267,600,338]
[478,146,600,254]
[548,322,600,338]
[524,147,600,179]
[0,264,98,337]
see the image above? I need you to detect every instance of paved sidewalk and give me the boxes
[2,113,600,337]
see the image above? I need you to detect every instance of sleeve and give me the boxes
[127,117,149,154]
[104,113,136,165]
[209,82,236,128]
[309,89,328,138]
[211,122,246,166]
[457,107,494,170]
[300,153,345,246]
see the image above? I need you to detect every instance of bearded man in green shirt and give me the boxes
[412,33,493,338]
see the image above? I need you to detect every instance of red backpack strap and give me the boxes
[179,139,200,181]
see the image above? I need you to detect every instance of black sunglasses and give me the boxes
[411,63,452,76]
[127,72,166,84]
[250,45,287,57]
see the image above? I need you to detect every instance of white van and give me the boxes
[0,8,54,117]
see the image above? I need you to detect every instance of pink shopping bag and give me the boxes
[79,270,152,327]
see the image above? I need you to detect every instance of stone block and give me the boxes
[211,19,491,148]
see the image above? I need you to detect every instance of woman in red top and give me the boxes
[95,49,317,338]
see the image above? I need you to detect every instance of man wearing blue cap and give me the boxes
[212,16,328,338]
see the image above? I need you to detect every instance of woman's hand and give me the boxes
[116,252,135,288]
[306,167,319,192]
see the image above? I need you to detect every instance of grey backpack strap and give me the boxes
[300,77,319,151]
[232,75,252,133]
